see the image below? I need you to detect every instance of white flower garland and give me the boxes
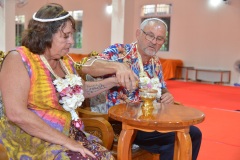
[53,74,84,120]
[40,55,85,121]
[137,45,162,99]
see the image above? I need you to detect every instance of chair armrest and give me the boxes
[0,144,8,160]
[82,117,114,150]
[78,108,109,121]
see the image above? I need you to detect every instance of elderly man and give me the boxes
[81,18,202,160]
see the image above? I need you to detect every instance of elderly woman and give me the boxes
[0,3,116,160]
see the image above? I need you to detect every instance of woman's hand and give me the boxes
[64,140,96,158]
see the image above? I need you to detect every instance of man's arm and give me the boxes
[82,58,138,91]
[82,58,122,77]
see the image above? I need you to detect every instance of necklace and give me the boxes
[40,55,70,78]
[40,55,85,129]
[136,45,162,98]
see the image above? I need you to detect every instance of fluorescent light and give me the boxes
[209,0,222,7]
[106,5,112,14]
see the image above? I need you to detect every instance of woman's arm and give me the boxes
[0,52,95,158]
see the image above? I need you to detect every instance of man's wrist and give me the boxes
[162,88,168,94]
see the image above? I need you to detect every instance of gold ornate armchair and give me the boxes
[0,51,5,66]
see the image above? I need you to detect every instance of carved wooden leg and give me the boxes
[174,131,180,160]
[174,128,192,160]
[117,123,134,160]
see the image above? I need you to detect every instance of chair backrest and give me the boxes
[85,74,108,114]
[0,51,4,62]
[0,51,4,118]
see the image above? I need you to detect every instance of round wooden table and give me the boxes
[108,102,205,160]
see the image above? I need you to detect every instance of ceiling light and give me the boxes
[106,5,112,14]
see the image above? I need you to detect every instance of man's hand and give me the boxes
[116,63,139,91]
[159,92,174,104]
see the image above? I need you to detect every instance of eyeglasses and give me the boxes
[141,29,165,44]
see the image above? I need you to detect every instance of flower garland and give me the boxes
[40,55,85,130]
[53,74,85,120]
[136,45,162,99]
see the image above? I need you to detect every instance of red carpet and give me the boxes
[166,80,240,111]
[166,80,240,160]
[196,106,240,160]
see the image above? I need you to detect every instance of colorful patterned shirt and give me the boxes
[98,42,167,109]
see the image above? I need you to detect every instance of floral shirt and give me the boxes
[98,42,167,109]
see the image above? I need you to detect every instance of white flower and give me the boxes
[139,76,151,86]
[65,74,83,87]
[150,77,159,85]
[69,110,79,121]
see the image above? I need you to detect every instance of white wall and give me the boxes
[129,0,240,85]
[5,0,240,84]
[15,0,112,54]
[0,0,16,52]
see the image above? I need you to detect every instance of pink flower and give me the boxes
[72,85,82,94]
[147,83,153,88]
[59,85,83,98]
[72,119,84,130]
[60,86,72,97]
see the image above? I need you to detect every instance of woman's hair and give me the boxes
[21,3,76,54]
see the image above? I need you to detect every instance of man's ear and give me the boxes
[136,29,141,40]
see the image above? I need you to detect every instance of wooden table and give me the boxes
[108,103,205,160]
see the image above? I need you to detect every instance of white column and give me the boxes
[111,0,125,44]
[0,0,16,53]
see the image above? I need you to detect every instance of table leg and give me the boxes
[228,71,231,84]
[186,68,189,81]
[195,70,198,81]
[220,72,223,84]
[174,128,192,160]
[117,125,134,160]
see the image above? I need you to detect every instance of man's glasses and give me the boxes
[141,29,165,44]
